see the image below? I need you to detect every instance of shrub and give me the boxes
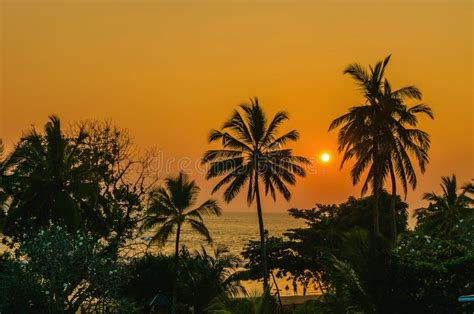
[0,224,133,313]
[390,231,474,312]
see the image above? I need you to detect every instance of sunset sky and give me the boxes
[1,0,472,224]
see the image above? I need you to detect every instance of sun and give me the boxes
[321,153,331,163]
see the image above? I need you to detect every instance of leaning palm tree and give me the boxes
[415,175,474,238]
[329,55,433,241]
[202,98,310,290]
[140,172,222,314]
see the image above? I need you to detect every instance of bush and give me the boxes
[390,231,474,313]
[121,246,243,313]
[207,290,277,314]
[0,224,133,313]
[0,254,54,313]
[120,253,175,312]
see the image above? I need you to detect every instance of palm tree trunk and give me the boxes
[372,177,381,236]
[271,272,283,313]
[372,147,381,237]
[372,170,383,308]
[389,161,397,245]
[254,174,269,291]
[172,223,181,314]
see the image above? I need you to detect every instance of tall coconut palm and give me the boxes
[140,172,222,314]
[202,98,310,290]
[415,175,474,238]
[379,79,433,243]
[0,116,97,237]
[329,55,433,241]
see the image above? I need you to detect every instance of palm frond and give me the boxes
[188,199,222,217]
[210,163,248,194]
[187,218,212,243]
[344,63,369,87]
[206,157,244,179]
[393,86,422,100]
[149,220,176,246]
[408,104,434,119]
[261,111,289,145]
[223,168,253,203]
[267,130,299,149]
[222,109,255,145]
[202,150,243,164]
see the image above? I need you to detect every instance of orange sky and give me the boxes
[1,0,473,224]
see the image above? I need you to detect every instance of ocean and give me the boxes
[158,211,305,255]
[143,211,317,296]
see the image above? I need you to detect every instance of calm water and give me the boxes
[142,211,317,296]
[155,211,305,255]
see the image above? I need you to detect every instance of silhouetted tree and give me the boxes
[415,174,474,238]
[1,116,94,234]
[121,246,242,313]
[180,245,244,313]
[275,193,408,312]
[0,117,157,254]
[202,98,309,290]
[75,120,159,255]
[140,172,221,314]
[329,55,433,242]
[392,230,474,312]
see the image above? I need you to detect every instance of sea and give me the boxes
[140,211,318,296]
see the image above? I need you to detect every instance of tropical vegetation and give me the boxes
[140,172,222,313]
[0,56,472,313]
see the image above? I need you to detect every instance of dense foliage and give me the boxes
[241,192,407,293]
[241,186,473,313]
[0,117,156,253]
[390,231,474,312]
[121,246,243,313]
[140,172,222,313]
[0,224,132,313]
[415,174,474,239]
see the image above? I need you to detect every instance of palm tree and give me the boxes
[202,98,310,290]
[329,56,433,241]
[380,79,433,243]
[140,172,222,314]
[1,116,96,237]
[415,175,474,238]
[193,245,244,297]
[181,245,244,312]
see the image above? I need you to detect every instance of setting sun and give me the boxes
[321,153,331,163]
[0,1,472,310]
